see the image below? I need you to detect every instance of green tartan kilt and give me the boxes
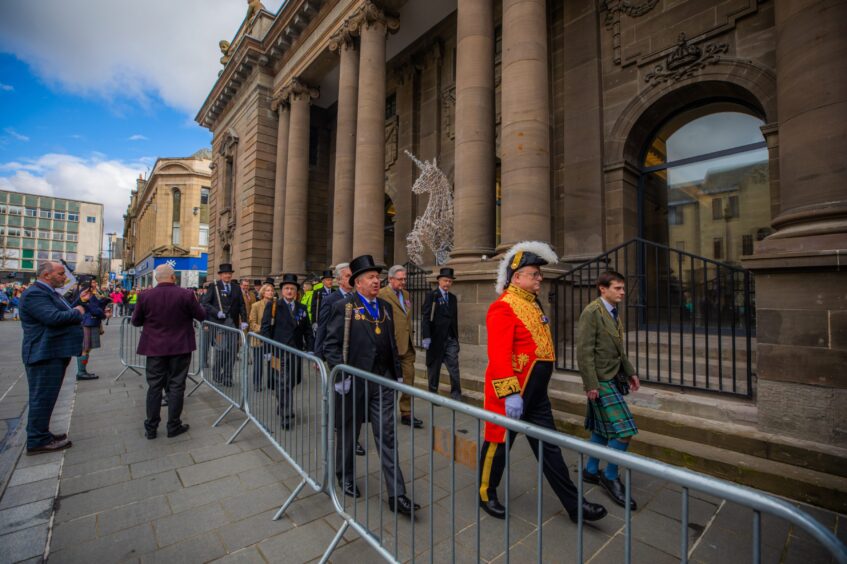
[585,380,638,440]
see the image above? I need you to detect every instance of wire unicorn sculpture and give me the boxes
[404,150,454,265]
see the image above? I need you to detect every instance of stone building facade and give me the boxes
[122,154,212,288]
[197,0,847,449]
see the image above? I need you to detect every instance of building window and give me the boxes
[52,232,64,240]
[172,189,181,245]
[25,208,37,217]
[727,195,739,219]
[713,238,723,260]
[712,198,723,220]
[86,216,96,223]
[66,233,78,242]
[84,255,94,262]
[668,206,684,225]
[385,93,396,119]
[67,213,79,222]
[39,209,52,219]
[7,206,22,216]
[53,211,65,220]
[742,234,754,256]
[199,225,209,246]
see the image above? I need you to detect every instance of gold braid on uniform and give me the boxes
[502,284,554,360]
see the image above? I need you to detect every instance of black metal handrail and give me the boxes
[550,238,755,398]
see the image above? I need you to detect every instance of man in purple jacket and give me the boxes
[132,264,206,439]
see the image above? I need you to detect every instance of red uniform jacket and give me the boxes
[483,284,555,443]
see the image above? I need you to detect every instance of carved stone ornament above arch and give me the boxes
[605,58,777,166]
[218,128,240,157]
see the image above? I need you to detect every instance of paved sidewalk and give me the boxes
[0,320,844,563]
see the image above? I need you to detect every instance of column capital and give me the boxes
[328,21,358,53]
[349,0,399,35]
[270,95,289,112]
[280,77,319,104]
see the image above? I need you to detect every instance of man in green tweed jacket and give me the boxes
[576,270,640,511]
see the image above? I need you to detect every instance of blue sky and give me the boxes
[0,0,284,240]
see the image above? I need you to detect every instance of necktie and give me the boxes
[611,307,618,322]
[396,290,406,313]
[289,301,295,314]
[224,283,229,294]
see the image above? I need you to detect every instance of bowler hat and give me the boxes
[349,255,384,282]
[321,269,333,279]
[218,263,235,274]
[279,273,299,289]
[436,267,455,280]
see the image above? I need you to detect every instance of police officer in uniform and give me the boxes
[201,263,247,385]
[478,242,607,524]
[422,267,462,400]
[324,255,419,516]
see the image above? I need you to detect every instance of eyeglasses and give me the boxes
[518,270,543,280]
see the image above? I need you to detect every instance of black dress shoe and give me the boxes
[583,469,600,484]
[145,429,157,440]
[388,495,420,516]
[339,480,361,498]
[51,432,68,441]
[167,424,190,438]
[599,475,637,510]
[26,438,72,455]
[568,500,608,523]
[450,391,462,401]
[355,442,365,456]
[401,415,424,429]
[479,497,506,520]
[76,373,98,380]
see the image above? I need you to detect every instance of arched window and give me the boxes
[640,102,770,264]
[171,189,181,246]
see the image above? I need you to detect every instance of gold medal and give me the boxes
[375,326,381,335]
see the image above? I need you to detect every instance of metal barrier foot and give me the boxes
[226,416,250,445]
[186,379,204,397]
[114,366,142,382]
[273,478,307,521]
[212,405,234,428]
[319,520,349,564]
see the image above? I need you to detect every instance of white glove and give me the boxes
[422,338,431,350]
[240,322,248,331]
[217,311,226,319]
[505,394,523,419]
[334,376,352,395]
[263,353,272,362]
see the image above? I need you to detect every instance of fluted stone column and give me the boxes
[351,2,399,258]
[498,0,551,251]
[450,0,495,262]
[270,100,290,275]
[281,80,318,274]
[329,27,359,265]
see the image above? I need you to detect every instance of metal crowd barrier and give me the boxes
[114,316,144,382]
[186,321,249,444]
[244,333,328,520]
[186,320,203,386]
[320,364,847,564]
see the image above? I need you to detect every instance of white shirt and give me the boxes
[600,297,617,319]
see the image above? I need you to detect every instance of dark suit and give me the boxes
[201,280,247,384]
[132,283,206,434]
[310,286,334,327]
[19,281,83,448]
[313,289,351,359]
[324,293,406,497]
[261,298,314,419]
[421,288,461,395]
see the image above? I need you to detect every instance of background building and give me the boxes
[0,189,103,281]
[122,151,211,288]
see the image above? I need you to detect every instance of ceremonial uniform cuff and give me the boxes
[491,376,521,399]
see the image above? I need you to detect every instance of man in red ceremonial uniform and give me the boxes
[478,241,607,524]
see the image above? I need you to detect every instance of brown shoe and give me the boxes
[26,438,72,455]
[51,432,68,441]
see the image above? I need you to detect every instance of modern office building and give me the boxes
[0,189,104,281]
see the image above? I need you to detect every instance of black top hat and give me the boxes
[217,263,235,274]
[436,267,456,280]
[321,270,333,279]
[279,273,299,289]
[264,276,275,285]
[349,255,384,282]
[253,279,262,286]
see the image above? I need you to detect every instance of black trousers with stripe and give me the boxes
[478,362,580,515]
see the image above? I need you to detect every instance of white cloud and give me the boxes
[4,127,29,142]
[128,134,148,141]
[0,0,285,115]
[0,153,147,242]
[0,82,13,91]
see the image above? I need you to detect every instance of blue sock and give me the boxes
[603,439,630,480]
[585,433,607,474]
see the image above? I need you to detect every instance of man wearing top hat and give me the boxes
[261,274,313,429]
[324,255,420,516]
[477,241,607,524]
[310,269,335,328]
[201,263,248,385]
[421,267,462,400]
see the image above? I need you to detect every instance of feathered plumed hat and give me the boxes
[495,241,558,294]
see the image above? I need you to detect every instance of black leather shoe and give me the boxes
[401,415,424,429]
[339,480,361,498]
[388,495,420,516]
[479,497,506,520]
[167,424,190,438]
[568,500,608,523]
[76,373,98,380]
[51,432,68,441]
[145,429,157,440]
[355,442,365,456]
[599,475,637,510]
[450,390,462,401]
[583,469,600,484]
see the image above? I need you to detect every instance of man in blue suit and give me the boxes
[20,261,86,455]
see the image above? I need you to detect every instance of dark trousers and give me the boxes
[478,362,580,514]
[427,336,461,394]
[273,354,301,419]
[145,354,191,434]
[335,376,406,497]
[212,328,239,384]
[25,358,70,448]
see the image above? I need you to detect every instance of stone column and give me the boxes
[281,79,318,274]
[744,0,847,447]
[498,0,551,251]
[270,100,290,275]
[351,2,399,258]
[329,26,359,265]
[450,0,495,262]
